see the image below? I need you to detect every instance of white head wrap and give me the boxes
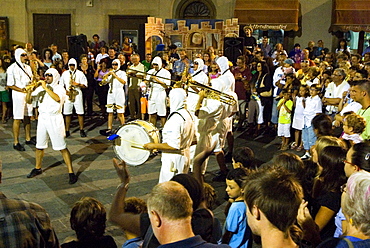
[169,88,186,113]
[44,68,61,87]
[216,56,229,74]
[15,48,26,65]
[68,58,77,72]
[193,58,205,74]
[152,56,162,70]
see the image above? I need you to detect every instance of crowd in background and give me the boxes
[1,30,370,248]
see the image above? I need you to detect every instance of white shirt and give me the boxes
[107,70,127,92]
[95,53,109,64]
[6,62,33,88]
[162,108,195,150]
[303,95,322,127]
[146,68,171,94]
[325,80,350,113]
[32,84,66,115]
[187,70,209,112]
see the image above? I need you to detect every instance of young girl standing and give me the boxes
[301,84,322,159]
[292,85,309,151]
[223,168,252,248]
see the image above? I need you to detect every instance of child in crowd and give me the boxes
[223,168,252,248]
[292,85,309,151]
[209,61,220,80]
[301,84,322,159]
[341,113,366,145]
[122,197,147,248]
[62,197,117,248]
[277,89,293,150]
[232,146,257,170]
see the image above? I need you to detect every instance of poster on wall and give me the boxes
[0,17,9,51]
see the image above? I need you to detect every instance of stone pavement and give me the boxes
[0,116,298,246]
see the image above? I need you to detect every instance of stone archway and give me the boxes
[175,0,216,19]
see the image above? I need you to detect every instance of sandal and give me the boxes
[296,145,304,152]
[290,142,298,149]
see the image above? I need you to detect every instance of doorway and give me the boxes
[33,14,71,52]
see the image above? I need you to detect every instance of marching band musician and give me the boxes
[100,59,127,136]
[145,56,171,128]
[187,58,209,170]
[193,78,224,178]
[211,56,238,181]
[6,48,35,151]
[144,88,195,183]
[187,58,209,117]
[61,58,88,137]
[26,68,78,184]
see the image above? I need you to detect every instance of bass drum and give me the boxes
[113,120,160,166]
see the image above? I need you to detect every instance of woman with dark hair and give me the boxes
[312,113,333,137]
[335,38,351,56]
[79,54,96,116]
[62,197,117,248]
[311,146,347,241]
[253,61,273,134]
[42,48,53,68]
[202,52,212,74]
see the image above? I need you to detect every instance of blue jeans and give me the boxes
[302,125,316,151]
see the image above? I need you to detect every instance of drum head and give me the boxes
[114,123,153,166]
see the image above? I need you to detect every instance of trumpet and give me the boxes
[126,68,236,105]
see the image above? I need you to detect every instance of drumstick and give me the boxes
[131,145,148,150]
[120,138,143,146]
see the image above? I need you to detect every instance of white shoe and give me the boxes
[300,153,311,160]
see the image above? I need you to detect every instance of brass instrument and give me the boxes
[126,68,236,105]
[98,69,113,86]
[25,80,44,104]
[25,60,40,103]
[105,103,123,110]
[67,71,79,102]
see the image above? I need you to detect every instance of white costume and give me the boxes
[6,48,33,119]
[146,57,171,116]
[159,88,195,183]
[106,59,127,114]
[187,58,209,114]
[212,56,238,152]
[195,79,224,174]
[32,68,67,150]
[61,58,88,115]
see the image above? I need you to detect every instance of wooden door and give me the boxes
[33,14,71,52]
[109,15,148,60]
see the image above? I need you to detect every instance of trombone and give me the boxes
[126,68,236,105]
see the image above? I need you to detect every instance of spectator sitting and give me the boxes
[341,113,366,146]
[147,181,230,247]
[109,158,223,248]
[122,197,147,248]
[244,166,304,248]
[61,197,117,248]
[232,146,257,170]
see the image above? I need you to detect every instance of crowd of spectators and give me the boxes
[1,32,370,248]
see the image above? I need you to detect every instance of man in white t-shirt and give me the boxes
[323,68,350,117]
